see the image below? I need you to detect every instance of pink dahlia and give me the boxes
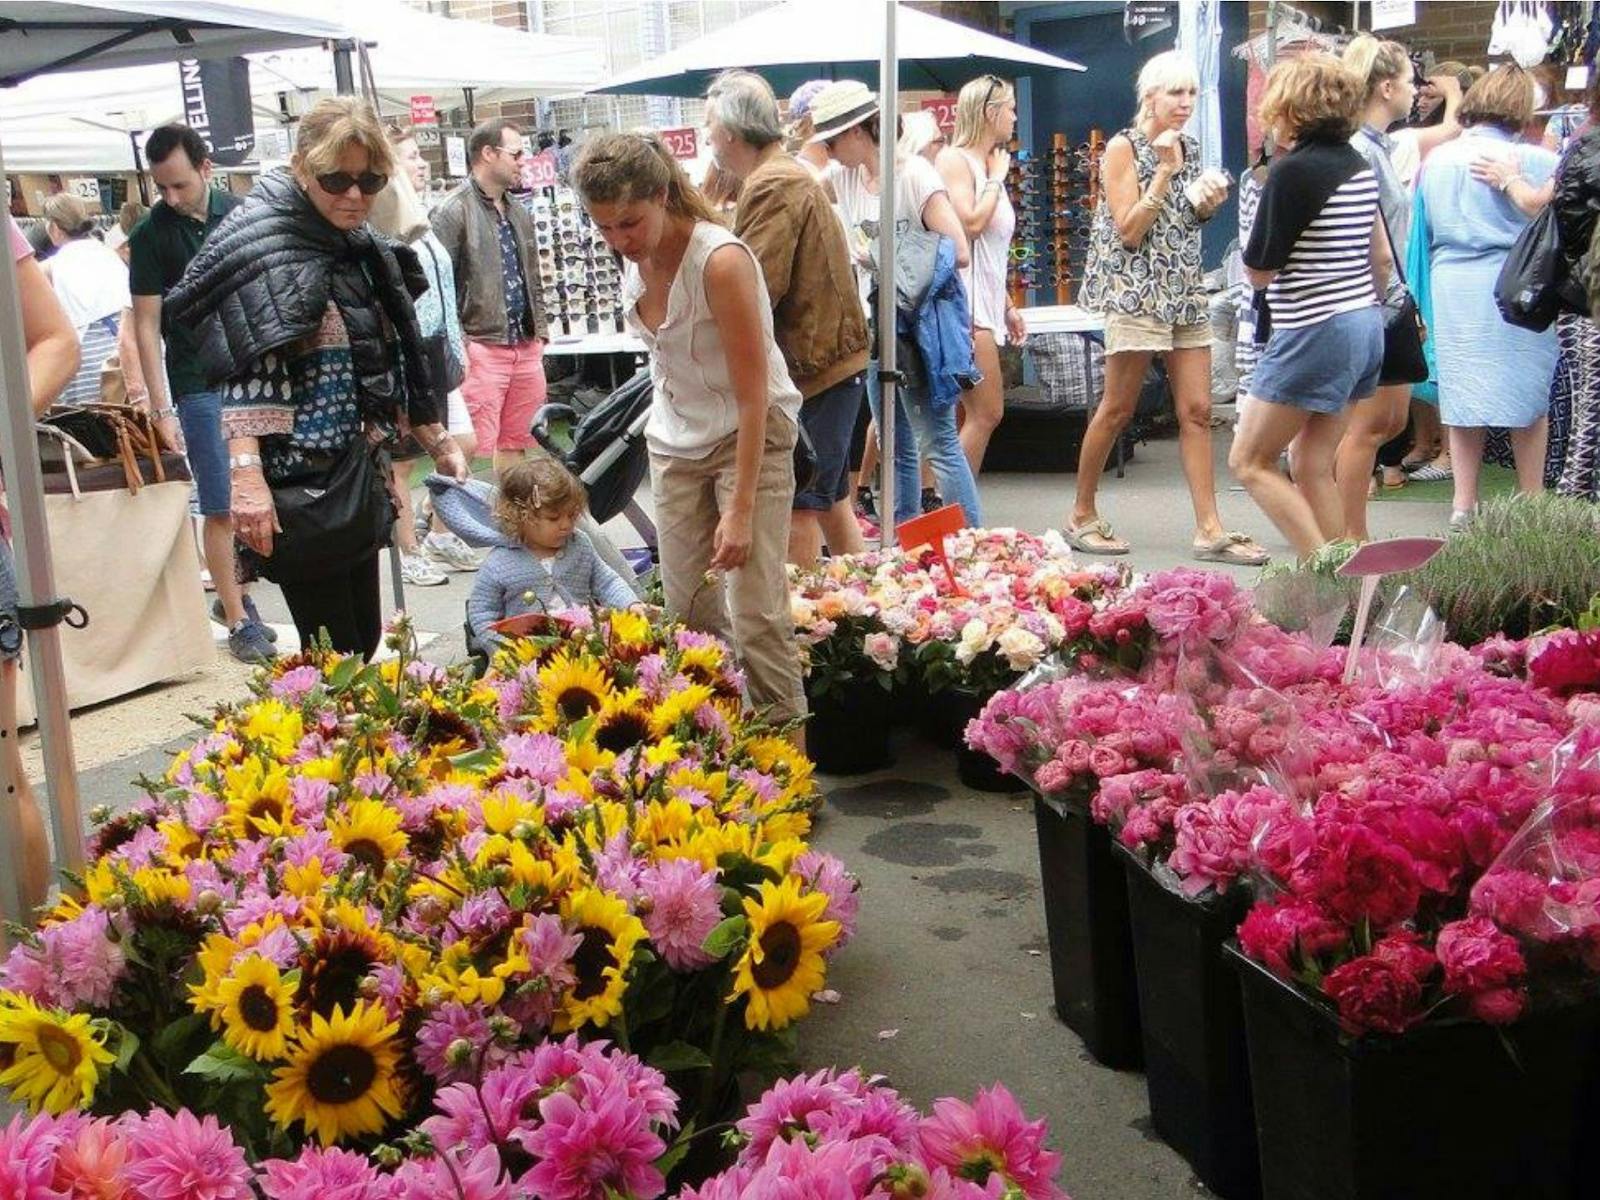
[501,732,570,785]
[639,857,722,972]
[0,1110,76,1199]
[54,1115,129,1200]
[735,1068,862,1162]
[415,1001,505,1084]
[119,1110,253,1200]
[258,1145,399,1200]
[394,1145,510,1200]
[917,1084,1067,1200]
[519,1089,667,1200]
[792,853,861,952]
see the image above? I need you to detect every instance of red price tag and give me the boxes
[920,96,958,134]
[409,94,437,126]
[660,127,699,161]
[520,149,559,190]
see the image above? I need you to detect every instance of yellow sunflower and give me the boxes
[0,995,116,1113]
[215,954,297,1060]
[239,699,305,757]
[649,684,715,738]
[593,690,655,756]
[326,799,408,877]
[222,759,299,840]
[606,608,654,650]
[677,642,726,684]
[537,654,616,729]
[555,887,645,1032]
[264,1001,404,1145]
[730,877,840,1032]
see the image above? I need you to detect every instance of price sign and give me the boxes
[445,135,467,177]
[409,94,437,125]
[1371,0,1415,30]
[920,95,958,134]
[521,149,559,190]
[660,126,699,160]
[67,177,101,202]
[414,125,441,148]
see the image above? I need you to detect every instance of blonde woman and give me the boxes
[167,97,468,658]
[938,74,1023,473]
[1072,51,1264,564]
[1335,34,1416,539]
[572,132,806,738]
[898,110,948,163]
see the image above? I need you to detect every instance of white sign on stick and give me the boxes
[445,135,467,178]
[1372,0,1415,30]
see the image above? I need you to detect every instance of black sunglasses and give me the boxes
[315,170,388,196]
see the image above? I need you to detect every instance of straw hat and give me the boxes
[807,80,880,144]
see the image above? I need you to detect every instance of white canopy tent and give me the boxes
[0,2,605,174]
[0,1,365,928]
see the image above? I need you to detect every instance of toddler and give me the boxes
[466,454,638,646]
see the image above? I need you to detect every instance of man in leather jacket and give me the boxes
[431,119,549,473]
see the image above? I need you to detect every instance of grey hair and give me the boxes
[705,69,784,149]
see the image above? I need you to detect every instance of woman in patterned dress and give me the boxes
[1068,51,1268,565]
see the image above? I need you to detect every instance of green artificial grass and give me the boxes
[1369,464,1518,505]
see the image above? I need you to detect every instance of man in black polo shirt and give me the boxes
[128,124,275,662]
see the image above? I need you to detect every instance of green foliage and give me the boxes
[1404,494,1600,644]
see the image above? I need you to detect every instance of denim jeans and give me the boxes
[866,364,982,532]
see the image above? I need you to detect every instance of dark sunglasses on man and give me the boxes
[315,170,389,195]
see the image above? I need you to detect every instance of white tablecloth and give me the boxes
[544,331,647,356]
[1019,305,1104,335]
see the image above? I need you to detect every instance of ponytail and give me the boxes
[1342,33,1409,101]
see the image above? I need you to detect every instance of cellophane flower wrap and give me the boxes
[0,610,858,1167]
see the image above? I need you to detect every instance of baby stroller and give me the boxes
[531,369,657,574]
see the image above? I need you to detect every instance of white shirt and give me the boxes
[623,221,802,459]
[47,237,129,334]
[954,148,1015,342]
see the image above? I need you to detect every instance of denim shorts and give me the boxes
[1251,307,1384,415]
[176,389,231,516]
[0,538,20,663]
[794,372,866,511]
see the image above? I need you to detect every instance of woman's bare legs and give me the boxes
[1,660,48,926]
[1231,398,1345,558]
[1336,383,1410,541]
[958,330,1005,474]
[1510,417,1550,493]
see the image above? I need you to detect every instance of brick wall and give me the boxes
[1242,1,1497,67]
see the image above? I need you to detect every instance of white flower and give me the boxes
[955,618,990,665]
[862,632,900,673]
[997,626,1047,672]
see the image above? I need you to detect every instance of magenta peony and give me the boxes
[1237,897,1348,979]
[1436,917,1528,1024]
[1322,953,1426,1036]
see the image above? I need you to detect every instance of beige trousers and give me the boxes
[650,412,805,724]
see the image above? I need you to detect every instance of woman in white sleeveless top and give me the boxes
[572,132,807,737]
[939,74,1025,475]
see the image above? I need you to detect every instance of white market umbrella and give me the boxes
[585,0,1085,97]
[0,0,361,926]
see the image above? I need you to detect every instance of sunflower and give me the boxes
[0,996,116,1113]
[239,699,305,757]
[555,887,646,1032]
[215,954,297,1061]
[326,799,408,877]
[649,684,715,738]
[297,926,386,1021]
[594,691,654,756]
[730,877,840,1032]
[536,654,616,729]
[264,1001,404,1145]
[606,608,654,652]
[677,642,726,685]
[222,759,299,840]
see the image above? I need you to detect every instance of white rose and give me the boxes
[997,626,1046,672]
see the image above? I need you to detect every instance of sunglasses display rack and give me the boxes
[520,187,624,338]
[1005,129,1104,308]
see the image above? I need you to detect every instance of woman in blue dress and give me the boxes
[1420,65,1558,529]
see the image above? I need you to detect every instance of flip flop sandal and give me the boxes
[1193,531,1270,566]
[1064,518,1130,556]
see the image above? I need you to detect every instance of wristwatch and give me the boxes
[228,453,264,471]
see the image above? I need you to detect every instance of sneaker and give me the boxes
[226,619,277,664]
[920,487,942,515]
[401,552,449,587]
[1410,462,1453,483]
[212,594,278,641]
[423,530,483,572]
[1449,508,1475,533]
[855,485,878,523]
[413,493,433,547]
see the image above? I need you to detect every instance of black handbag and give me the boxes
[1495,203,1588,332]
[244,440,395,585]
[1378,207,1430,385]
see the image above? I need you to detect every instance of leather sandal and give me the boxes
[1063,518,1130,556]
[1193,531,1270,566]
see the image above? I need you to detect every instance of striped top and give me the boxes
[1245,139,1380,333]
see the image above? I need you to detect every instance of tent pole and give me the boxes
[876,0,898,550]
[0,145,88,927]
[331,39,357,95]
[129,130,149,205]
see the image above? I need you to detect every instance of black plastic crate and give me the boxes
[1229,943,1600,1200]
[1119,847,1259,1199]
[1032,792,1142,1068]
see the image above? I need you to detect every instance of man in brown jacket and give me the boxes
[707,70,870,567]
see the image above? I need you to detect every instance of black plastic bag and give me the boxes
[1495,205,1588,331]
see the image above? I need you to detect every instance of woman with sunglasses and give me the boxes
[168,97,468,659]
[1071,51,1267,565]
[938,74,1024,476]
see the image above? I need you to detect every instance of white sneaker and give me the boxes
[423,531,483,572]
[401,552,449,587]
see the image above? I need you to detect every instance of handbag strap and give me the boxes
[1375,198,1409,290]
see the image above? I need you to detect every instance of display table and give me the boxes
[1019,304,1104,335]
[544,330,647,357]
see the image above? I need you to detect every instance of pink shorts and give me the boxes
[462,338,547,451]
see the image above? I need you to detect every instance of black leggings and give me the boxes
[277,552,382,660]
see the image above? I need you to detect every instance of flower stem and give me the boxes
[697,998,730,1126]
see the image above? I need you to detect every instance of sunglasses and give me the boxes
[315,170,388,196]
[496,145,527,160]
